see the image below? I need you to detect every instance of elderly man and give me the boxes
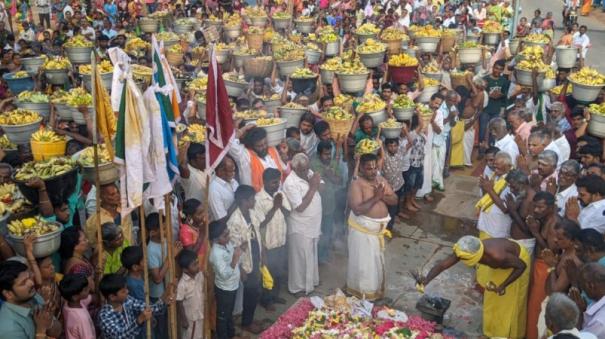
[507,108,534,146]
[490,117,520,167]
[463,76,488,167]
[477,151,514,239]
[545,293,597,339]
[548,102,572,134]
[531,150,558,191]
[283,153,322,295]
[550,160,580,217]
[100,222,129,274]
[230,126,285,192]
[572,263,605,338]
[85,183,134,247]
[566,175,605,233]
[347,153,397,300]
[417,235,530,338]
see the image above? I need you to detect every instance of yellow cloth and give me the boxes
[479,241,531,339]
[475,176,507,212]
[93,66,116,159]
[260,265,273,290]
[453,239,484,267]
[449,120,464,167]
[348,216,392,250]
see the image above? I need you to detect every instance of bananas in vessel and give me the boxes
[223,72,247,83]
[42,56,71,70]
[78,144,113,166]
[273,11,291,19]
[12,71,29,78]
[255,118,282,126]
[460,41,480,48]
[66,88,92,107]
[157,32,179,41]
[550,84,571,95]
[234,109,268,120]
[423,78,440,87]
[320,57,342,71]
[393,95,415,109]
[380,118,402,128]
[50,89,69,104]
[324,106,353,120]
[589,102,605,115]
[422,62,440,73]
[31,129,65,143]
[416,103,433,116]
[355,139,379,155]
[282,102,306,109]
[15,157,77,181]
[78,60,114,74]
[357,23,380,35]
[380,27,408,41]
[224,13,242,27]
[411,25,441,38]
[64,35,93,48]
[0,135,16,149]
[334,94,354,108]
[357,94,386,113]
[245,6,267,17]
[482,20,502,33]
[0,183,29,214]
[569,67,605,86]
[168,44,183,54]
[357,39,386,53]
[291,68,316,79]
[180,124,207,144]
[18,91,49,103]
[188,77,208,92]
[388,53,419,67]
[0,109,41,125]
[7,216,59,237]
[524,33,550,44]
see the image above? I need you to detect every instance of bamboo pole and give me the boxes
[139,205,152,339]
[203,175,211,339]
[90,52,104,270]
[164,194,178,339]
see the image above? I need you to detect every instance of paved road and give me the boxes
[519,0,605,69]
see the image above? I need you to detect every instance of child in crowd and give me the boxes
[98,273,174,339]
[402,114,426,214]
[24,234,62,317]
[209,220,242,339]
[176,249,205,339]
[121,246,145,302]
[59,274,95,339]
[380,125,413,227]
[180,199,209,269]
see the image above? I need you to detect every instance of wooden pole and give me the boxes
[91,51,104,269]
[139,205,153,339]
[164,194,178,339]
[203,175,211,339]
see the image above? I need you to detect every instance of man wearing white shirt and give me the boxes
[431,94,447,191]
[568,175,605,234]
[578,263,605,338]
[178,143,211,202]
[573,25,590,59]
[208,157,239,222]
[491,117,519,167]
[544,293,598,339]
[555,160,580,217]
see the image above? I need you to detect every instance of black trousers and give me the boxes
[242,239,261,327]
[260,245,287,306]
[215,286,237,339]
[39,13,50,28]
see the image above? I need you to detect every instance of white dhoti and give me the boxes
[463,120,475,167]
[516,238,536,258]
[288,233,319,294]
[417,127,434,198]
[181,319,203,339]
[431,144,446,190]
[346,213,391,301]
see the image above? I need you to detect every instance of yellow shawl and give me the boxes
[475,175,508,212]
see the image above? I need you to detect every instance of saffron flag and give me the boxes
[205,47,235,171]
[93,64,116,159]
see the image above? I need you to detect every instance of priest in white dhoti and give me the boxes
[347,153,398,300]
[283,153,323,295]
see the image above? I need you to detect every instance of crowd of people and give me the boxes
[0,0,602,339]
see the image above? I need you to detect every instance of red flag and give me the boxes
[205,48,235,171]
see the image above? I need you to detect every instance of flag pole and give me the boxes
[164,194,178,339]
[139,205,153,339]
[90,51,104,271]
[203,174,211,339]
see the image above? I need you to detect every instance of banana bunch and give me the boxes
[550,84,571,95]
[223,72,247,84]
[320,57,342,71]
[357,39,386,53]
[234,46,259,56]
[64,35,93,48]
[306,42,321,51]
[157,32,179,42]
[148,10,168,18]
[175,18,196,25]
[188,76,208,92]
[248,26,263,34]
[18,91,49,103]
[324,106,353,120]
[261,93,281,101]
[50,89,69,104]
[274,41,305,61]
[245,6,267,17]
[7,216,59,237]
[224,13,241,27]
[413,25,442,38]
[255,118,282,126]
[168,44,183,54]
[519,45,544,60]
[234,109,268,120]
[569,67,605,86]
[131,64,153,78]
[380,118,401,129]
[180,124,207,144]
[545,68,556,79]
[416,103,433,116]
[393,94,415,109]
[79,144,112,166]
[295,15,314,22]
[460,41,480,48]
[380,27,408,41]
[66,88,92,107]
[263,28,274,42]
[589,102,605,115]
[355,139,379,155]
[357,94,386,113]
[422,62,440,73]
[0,135,16,149]
[0,183,29,214]
[334,94,354,108]
[524,33,549,44]
[273,11,291,19]
[516,59,549,72]
[12,71,29,78]
[388,53,419,67]
[78,60,114,75]
[336,56,368,75]
[357,23,380,35]
[0,109,41,125]
[282,102,305,109]
[482,20,503,33]
[319,30,338,43]
[42,56,71,70]
[423,78,440,87]
[451,70,472,77]
[125,37,150,52]
[31,129,65,143]
[291,68,316,79]
[15,157,77,181]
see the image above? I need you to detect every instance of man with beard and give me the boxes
[85,183,134,247]
[298,112,318,156]
[0,261,63,337]
[566,174,605,233]
[547,159,580,217]
[504,169,537,255]
[347,153,397,301]
[230,126,285,192]
[525,191,560,339]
